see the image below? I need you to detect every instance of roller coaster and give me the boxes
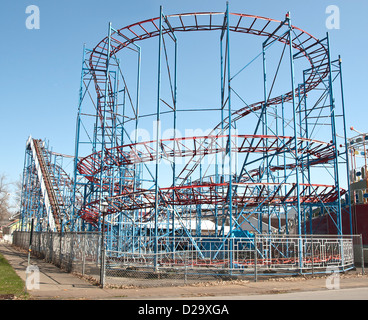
[19,4,353,272]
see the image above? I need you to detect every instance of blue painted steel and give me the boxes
[338,56,353,236]
[17,6,353,275]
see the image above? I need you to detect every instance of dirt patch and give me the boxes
[0,294,15,300]
[181,292,216,298]
[264,289,294,295]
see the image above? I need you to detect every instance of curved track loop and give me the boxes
[78,12,334,225]
[80,182,345,226]
[78,135,335,177]
[88,12,329,148]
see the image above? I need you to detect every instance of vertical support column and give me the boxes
[72,45,87,231]
[116,56,127,244]
[127,39,141,252]
[281,95,289,234]
[19,141,29,232]
[98,22,112,232]
[302,72,314,235]
[136,47,141,252]
[134,47,141,145]
[219,28,226,237]
[262,39,271,234]
[154,6,163,271]
[338,56,353,236]
[172,35,177,246]
[287,12,303,271]
[225,2,233,270]
[162,14,179,252]
[327,33,342,235]
[297,84,307,234]
[326,34,345,269]
[326,33,343,236]
[96,22,112,235]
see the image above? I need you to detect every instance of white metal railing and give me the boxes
[105,234,355,274]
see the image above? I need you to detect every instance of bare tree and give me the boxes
[12,174,23,217]
[0,174,11,225]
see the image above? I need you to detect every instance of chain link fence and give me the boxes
[103,234,361,287]
[13,231,102,281]
[12,231,365,288]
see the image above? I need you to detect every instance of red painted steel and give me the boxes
[77,135,335,177]
[77,12,336,226]
[78,182,345,226]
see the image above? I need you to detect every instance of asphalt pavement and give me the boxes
[1,242,368,300]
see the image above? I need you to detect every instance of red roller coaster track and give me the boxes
[77,11,337,225]
[79,181,345,226]
[77,135,335,178]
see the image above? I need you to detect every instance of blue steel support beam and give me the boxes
[287,12,303,271]
[262,36,271,234]
[301,74,312,235]
[154,6,163,270]
[72,42,84,231]
[219,23,226,237]
[98,22,112,233]
[326,33,343,235]
[172,31,178,245]
[225,2,234,269]
[19,141,29,232]
[338,56,353,236]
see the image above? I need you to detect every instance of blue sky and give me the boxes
[1,0,367,197]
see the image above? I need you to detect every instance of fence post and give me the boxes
[59,228,63,267]
[100,248,106,288]
[254,234,257,282]
[100,213,106,288]
[184,265,188,285]
[25,218,35,294]
[69,232,74,272]
[82,233,86,276]
[311,235,314,276]
[360,234,365,275]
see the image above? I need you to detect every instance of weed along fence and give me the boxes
[12,231,362,287]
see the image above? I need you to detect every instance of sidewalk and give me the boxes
[1,243,368,300]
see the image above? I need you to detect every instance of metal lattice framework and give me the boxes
[19,4,352,272]
[20,137,78,232]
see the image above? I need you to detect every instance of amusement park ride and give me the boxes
[18,4,363,272]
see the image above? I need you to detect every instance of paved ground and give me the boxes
[1,243,368,300]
